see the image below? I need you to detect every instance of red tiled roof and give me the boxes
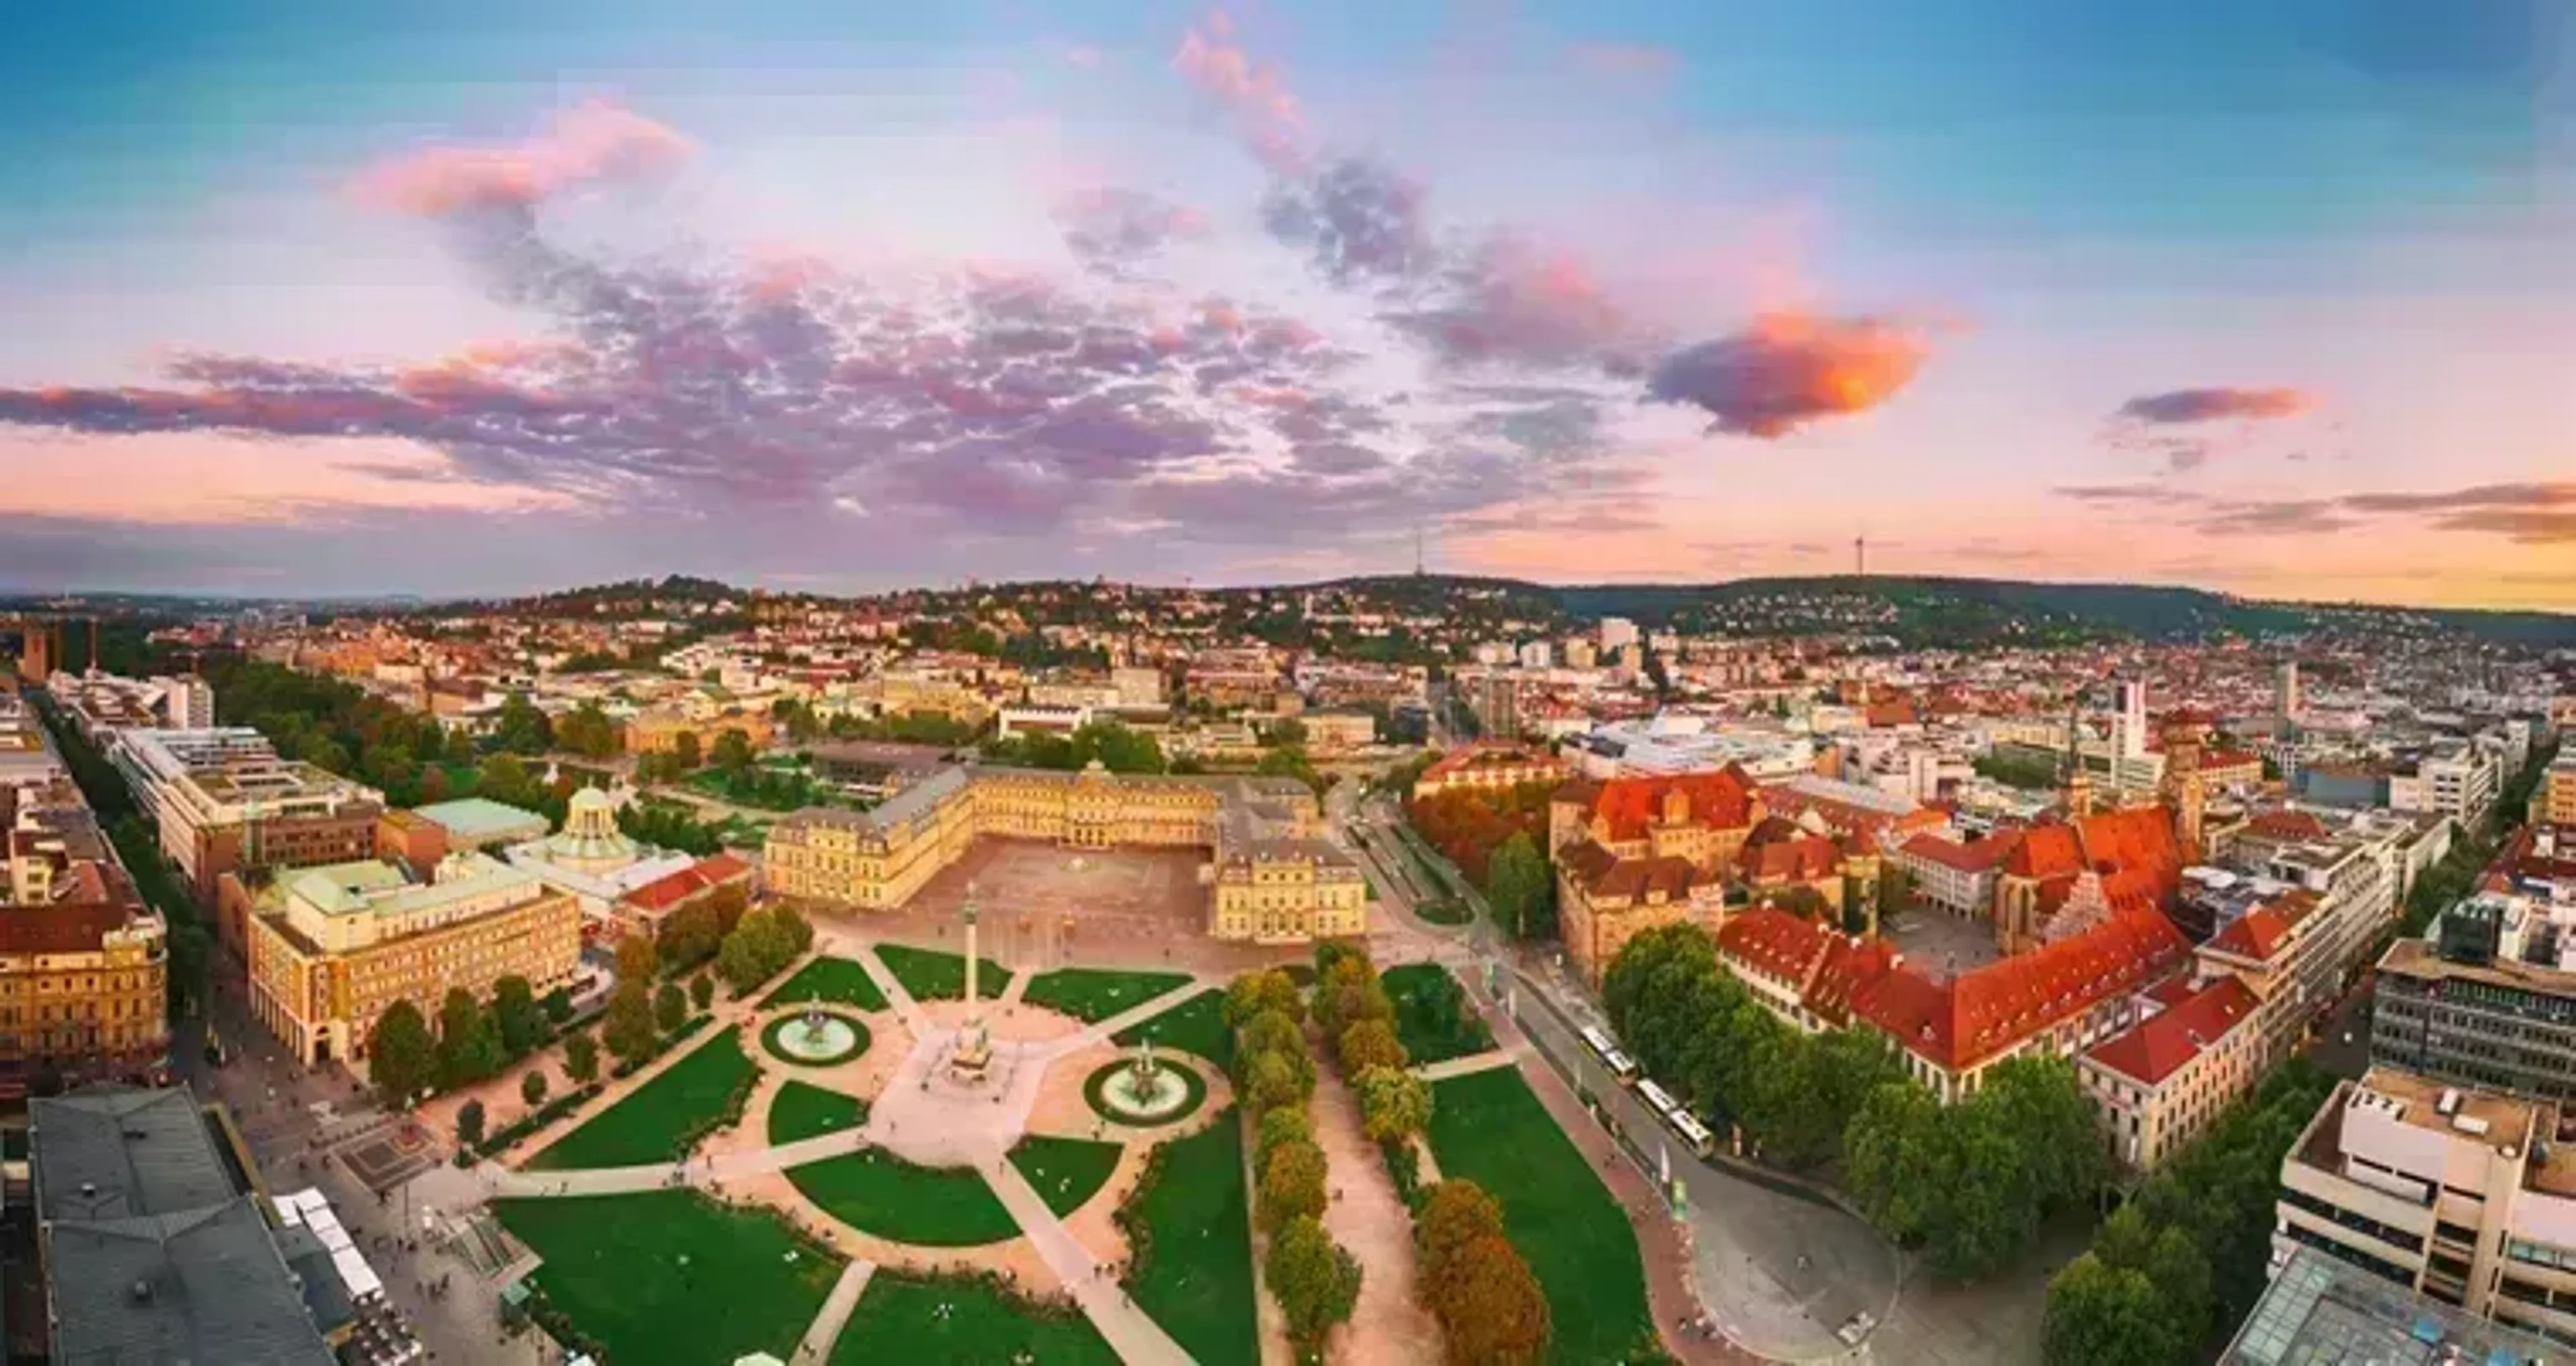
[2084,976,2259,1086]
[1418,744,1565,787]
[2074,807,2183,905]
[621,853,753,914]
[2247,810,2328,842]
[1849,907,2190,1072]
[2203,889,2322,963]
[1898,832,2019,875]
[1715,907,1829,983]
[1582,768,1757,842]
[2202,750,2261,774]
[2004,823,2086,881]
[1741,833,1840,885]
[1804,936,1898,1028]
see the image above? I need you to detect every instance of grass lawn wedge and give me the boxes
[1020,966,1195,1023]
[496,1188,841,1366]
[1117,1107,1257,1366]
[783,1147,1020,1247]
[875,943,1013,1003]
[1006,1133,1124,1217]
[1384,962,1498,1066]
[1426,1068,1653,1365]
[759,954,891,1011]
[1111,988,1233,1070]
[831,1269,1119,1366]
[768,1078,871,1146]
[527,1027,755,1171]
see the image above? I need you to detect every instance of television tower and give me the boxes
[1854,535,1868,578]
[1414,527,1426,577]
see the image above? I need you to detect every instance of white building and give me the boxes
[1598,618,1639,652]
[2389,742,2502,827]
[1561,716,1817,781]
[1517,640,1553,670]
[111,728,382,890]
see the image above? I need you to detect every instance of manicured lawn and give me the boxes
[1120,1109,1256,1366]
[875,944,1014,1003]
[527,1028,755,1170]
[769,1080,870,1146]
[1384,962,1498,1066]
[784,1148,1020,1247]
[1427,1068,1653,1365]
[761,955,890,1011]
[1020,968,1195,1023]
[1414,897,1474,925]
[1112,990,1233,1070]
[831,1269,1118,1366]
[496,1189,841,1366]
[1008,1134,1124,1216]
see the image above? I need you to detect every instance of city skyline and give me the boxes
[2,1,2571,607]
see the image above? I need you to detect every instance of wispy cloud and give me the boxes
[345,99,693,217]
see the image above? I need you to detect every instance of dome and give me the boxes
[570,786,614,813]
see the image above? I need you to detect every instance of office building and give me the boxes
[2542,753,2576,827]
[243,851,581,1066]
[765,762,1362,944]
[112,728,383,908]
[1598,617,1639,652]
[2269,1067,2576,1347]
[2374,878,2576,1102]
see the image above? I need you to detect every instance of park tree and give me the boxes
[562,1031,601,1086]
[691,973,715,1012]
[556,701,621,758]
[435,988,503,1090]
[1236,1009,1306,1068]
[1266,1215,1362,1348]
[706,881,751,935]
[367,999,437,1109]
[1844,1081,1945,1245]
[2043,1254,2174,1366]
[521,1069,549,1108]
[1485,832,1551,940]
[455,1099,486,1149]
[1224,968,1305,1026]
[603,981,657,1065]
[1256,1106,1314,1170]
[1601,922,1717,1045]
[1256,1137,1330,1233]
[491,692,553,755]
[1338,1019,1407,1076]
[1415,1186,1551,1366]
[771,902,815,956]
[1354,1066,1432,1142]
[653,980,688,1033]
[711,727,756,773]
[1244,1049,1312,1115]
[1980,1057,2109,1213]
[657,901,723,973]
[672,729,703,771]
[492,975,547,1058]
[614,931,659,986]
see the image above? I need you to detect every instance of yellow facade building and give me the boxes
[766,761,1364,943]
[1,777,170,1088]
[245,851,581,1066]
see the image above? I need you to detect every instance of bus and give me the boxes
[1579,1025,1640,1086]
[1668,1106,1716,1159]
[1637,1078,1682,1122]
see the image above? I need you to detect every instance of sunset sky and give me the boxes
[3,1,2571,606]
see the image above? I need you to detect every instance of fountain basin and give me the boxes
[1083,1058,1207,1127]
[761,1011,870,1067]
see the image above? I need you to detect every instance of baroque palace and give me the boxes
[765,760,1364,943]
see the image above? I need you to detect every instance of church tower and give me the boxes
[2161,712,2210,857]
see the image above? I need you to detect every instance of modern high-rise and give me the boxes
[2277,660,2304,728]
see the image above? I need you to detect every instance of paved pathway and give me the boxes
[1309,1063,1443,1364]
[996,969,1032,1008]
[984,1155,1193,1365]
[1038,979,1216,1062]
[794,1258,878,1364]
[1412,1047,1521,1082]
[851,944,926,1031]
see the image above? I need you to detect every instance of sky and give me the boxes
[1,0,2572,607]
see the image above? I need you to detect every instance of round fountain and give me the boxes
[1085,1040,1203,1125]
[761,1002,867,1066]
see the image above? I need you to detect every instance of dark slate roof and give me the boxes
[32,1086,335,1366]
[44,1196,335,1366]
[30,1087,237,1222]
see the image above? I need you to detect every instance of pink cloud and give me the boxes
[345,99,694,217]
[1173,13,1309,174]
[1647,312,1936,437]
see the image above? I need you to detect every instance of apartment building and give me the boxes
[244,851,581,1066]
[2199,830,2400,1066]
[2271,1067,2576,1348]
[2389,741,2504,827]
[2078,974,2263,1171]
[112,728,383,907]
[2542,753,2576,827]
[765,762,1362,943]
[0,779,170,1089]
